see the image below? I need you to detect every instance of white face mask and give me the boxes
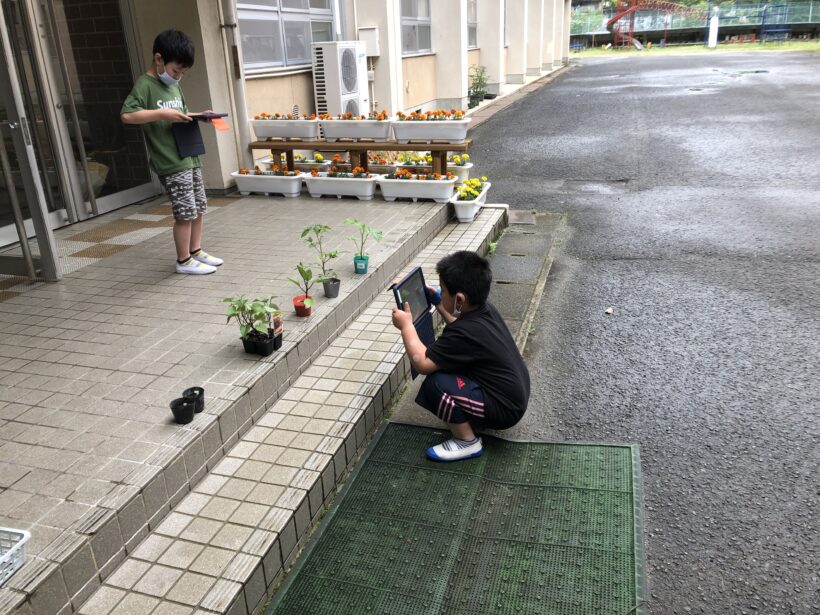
[157,60,179,86]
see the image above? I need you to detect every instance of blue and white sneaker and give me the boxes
[426,437,483,462]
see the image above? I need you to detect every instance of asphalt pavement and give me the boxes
[468,52,820,614]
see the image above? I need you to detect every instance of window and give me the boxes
[467,0,478,48]
[401,0,432,55]
[238,1,334,71]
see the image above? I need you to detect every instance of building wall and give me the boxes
[402,54,437,110]
[468,48,481,67]
[245,73,316,118]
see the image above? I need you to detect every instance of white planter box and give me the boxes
[305,173,379,201]
[450,162,473,185]
[231,171,304,198]
[449,182,491,222]
[396,162,432,173]
[294,161,331,173]
[319,120,392,142]
[392,118,471,144]
[250,119,320,141]
[378,175,456,204]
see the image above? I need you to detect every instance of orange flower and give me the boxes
[332,154,343,163]
[309,113,316,120]
[310,169,319,177]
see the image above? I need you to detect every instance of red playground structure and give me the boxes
[606,0,709,48]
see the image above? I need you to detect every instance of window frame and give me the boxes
[467,0,478,49]
[401,0,433,56]
[238,1,335,74]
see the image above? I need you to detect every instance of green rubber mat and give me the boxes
[267,422,646,615]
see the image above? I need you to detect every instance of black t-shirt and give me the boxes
[426,302,530,423]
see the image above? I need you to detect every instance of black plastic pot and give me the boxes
[323,278,341,298]
[483,93,497,100]
[468,94,483,108]
[182,387,205,413]
[255,334,276,357]
[273,332,283,350]
[170,398,195,425]
[242,338,255,353]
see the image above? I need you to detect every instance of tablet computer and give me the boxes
[190,112,228,121]
[392,266,431,323]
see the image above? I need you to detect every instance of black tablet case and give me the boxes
[392,268,436,379]
[171,121,205,158]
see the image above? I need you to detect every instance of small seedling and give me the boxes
[288,263,316,308]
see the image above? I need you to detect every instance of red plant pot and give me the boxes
[293,295,313,317]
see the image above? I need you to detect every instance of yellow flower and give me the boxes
[481,176,488,182]
[463,154,470,161]
[453,155,461,165]
[315,153,324,162]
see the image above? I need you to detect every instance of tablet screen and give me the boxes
[394,268,430,322]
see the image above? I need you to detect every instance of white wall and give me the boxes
[505,0,528,83]
[431,0,468,110]
[354,0,404,113]
[477,0,505,94]
[526,0,544,76]
[542,0,555,70]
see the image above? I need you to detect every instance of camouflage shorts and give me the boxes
[161,168,207,221]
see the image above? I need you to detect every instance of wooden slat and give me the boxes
[249,139,471,152]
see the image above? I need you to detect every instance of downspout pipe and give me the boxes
[219,0,253,169]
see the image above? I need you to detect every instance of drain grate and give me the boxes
[268,423,646,615]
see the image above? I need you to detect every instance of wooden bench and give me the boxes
[249,139,472,175]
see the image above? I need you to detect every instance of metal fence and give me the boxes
[571,1,820,34]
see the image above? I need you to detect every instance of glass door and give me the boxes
[0,0,60,279]
[0,0,74,248]
[33,0,159,216]
[0,0,160,251]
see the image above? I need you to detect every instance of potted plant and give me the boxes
[289,262,316,317]
[301,224,341,298]
[468,65,489,109]
[449,175,492,223]
[392,109,471,144]
[250,112,320,141]
[378,169,457,204]
[291,151,331,173]
[396,152,433,173]
[231,165,304,197]
[305,166,379,201]
[448,153,473,185]
[368,153,397,174]
[345,218,383,274]
[223,294,283,356]
[319,110,392,142]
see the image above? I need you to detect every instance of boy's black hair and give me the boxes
[436,251,492,306]
[153,29,195,68]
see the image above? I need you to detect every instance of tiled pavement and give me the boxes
[0,194,462,614]
[0,194,506,613]
[71,207,505,615]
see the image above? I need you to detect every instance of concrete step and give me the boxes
[0,199,450,615]
[72,208,506,615]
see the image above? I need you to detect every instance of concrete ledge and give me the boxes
[1,202,450,615]
[76,208,506,615]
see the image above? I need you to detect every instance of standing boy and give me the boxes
[121,29,223,274]
[392,251,531,461]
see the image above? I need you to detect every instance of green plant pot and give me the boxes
[354,255,369,274]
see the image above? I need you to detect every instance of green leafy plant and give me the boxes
[301,224,339,283]
[487,241,498,256]
[223,295,280,340]
[288,262,316,308]
[345,218,383,258]
[468,64,489,107]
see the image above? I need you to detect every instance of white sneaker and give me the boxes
[175,258,216,275]
[191,250,223,267]
[426,437,483,462]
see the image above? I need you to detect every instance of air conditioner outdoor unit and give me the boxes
[312,41,369,117]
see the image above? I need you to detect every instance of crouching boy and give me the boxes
[391,251,530,461]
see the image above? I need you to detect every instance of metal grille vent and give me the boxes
[340,48,357,94]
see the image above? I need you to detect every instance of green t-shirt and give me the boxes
[121,74,200,176]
